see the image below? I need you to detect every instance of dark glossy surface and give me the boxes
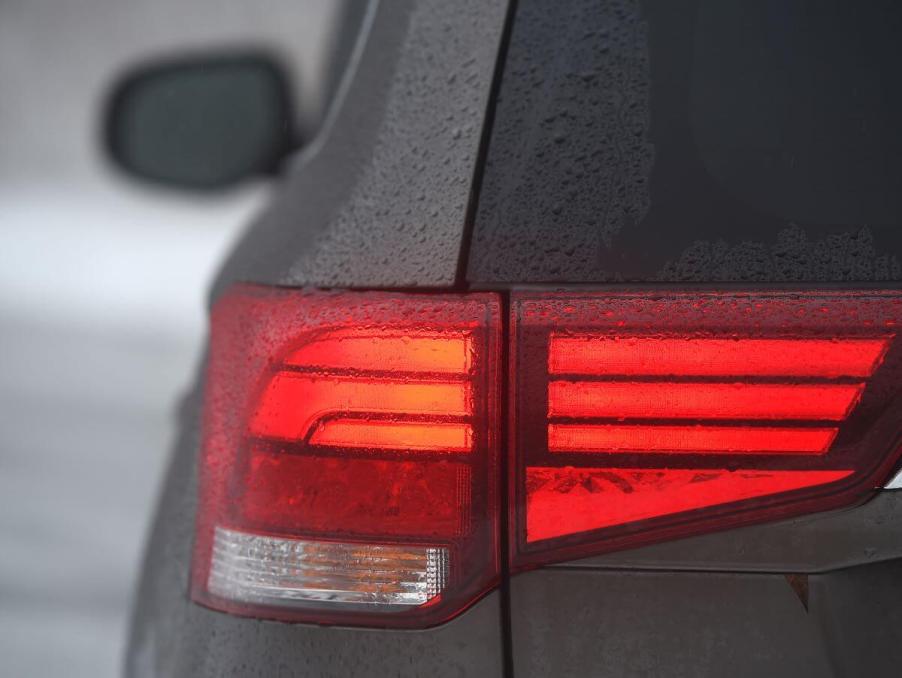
[510,561,902,677]
[469,0,902,283]
[106,55,296,189]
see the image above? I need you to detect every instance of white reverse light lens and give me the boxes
[208,527,448,609]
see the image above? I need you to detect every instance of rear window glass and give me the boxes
[468,0,902,283]
[692,0,902,227]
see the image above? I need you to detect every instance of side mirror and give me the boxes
[105,54,297,190]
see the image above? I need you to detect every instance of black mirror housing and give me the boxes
[105,54,297,190]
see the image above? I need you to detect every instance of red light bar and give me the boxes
[549,336,889,377]
[285,331,474,374]
[549,381,862,421]
[191,286,501,628]
[250,375,471,444]
[310,419,474,452]
[548,424,837,454]
[511,291,902,568]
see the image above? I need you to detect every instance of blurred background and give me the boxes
[0,1,358,675]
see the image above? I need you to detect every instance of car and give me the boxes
[125,1,902,676]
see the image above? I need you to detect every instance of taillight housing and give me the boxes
[190,285,501,628]
[192,285,902,627]
[510,291,902,568]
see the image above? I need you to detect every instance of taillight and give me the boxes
[192,285,902,627]
[511,291,902,568]
[190,285,501,627]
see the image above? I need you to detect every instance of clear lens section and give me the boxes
[208,527,448,608]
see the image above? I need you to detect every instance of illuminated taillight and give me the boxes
[511,291,902,568]
[190,286,501,627]
[192,285,902,626]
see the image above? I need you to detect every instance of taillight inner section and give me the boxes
[191,286,500,627]
[511,291,902,567]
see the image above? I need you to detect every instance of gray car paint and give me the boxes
[509,560,902,678]
[212,0,508,293]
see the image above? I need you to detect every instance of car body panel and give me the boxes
[509,560,902,678]
[213,0,508,294]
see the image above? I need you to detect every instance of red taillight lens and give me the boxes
[192,285,902,626]
[511,291,902,567]
[190,286,501,627]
